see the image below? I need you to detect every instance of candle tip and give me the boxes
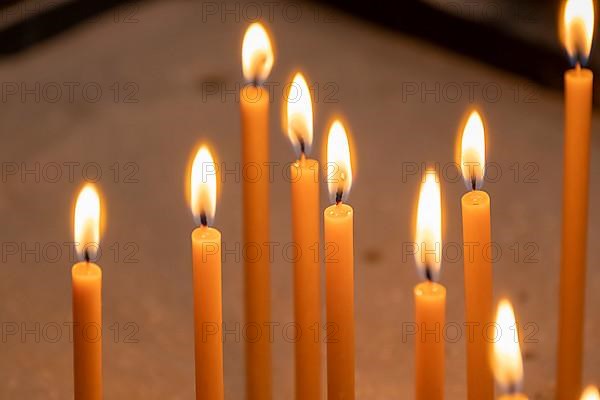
[200,211,208,227]
[425,265,434,282]
[335,189,343,205]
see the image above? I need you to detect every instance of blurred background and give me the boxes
[1,0,599,399]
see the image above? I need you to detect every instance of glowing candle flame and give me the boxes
[74,184,101,262]
[190,146,217,226]
[326,120,353,203]
[562,0,595,65]
[460,110,486,190]
[493,299,524,392]
[414,170,442,281]
[242,22,274,84]
[286,72,313,157]
[581,386,600,400]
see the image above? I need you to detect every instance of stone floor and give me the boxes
[1,0,599,398]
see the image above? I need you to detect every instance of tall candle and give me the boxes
[189,146,224,400]
[414,170,445,400]
[557,1,595,398]
[493,299,527,400]
[287,72,321,399]
[324,120,355,400]
[241,22,274,399]
[72,184,103,400]
[459,110,494,400]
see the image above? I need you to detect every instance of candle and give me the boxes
[324,120,355,400]
[72,184,103,400]
[287,72,321,399]
[557,1,595,398]
[414,170,445,400]
[581,386,600,400]
[459,110,494,400]
[189,146,224,400]
[493,299,527,400]
[240,22,274,399]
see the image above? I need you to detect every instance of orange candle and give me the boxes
[240,22,274,399]
[72,184,103,400]
[581,386,600,400]
[287,72,321,399]
[459,110,494,400]
[557,1,595,398]
[414,170,445,400]
[493,299,527,400]
[189,146,224,400]
[324,120,355,400]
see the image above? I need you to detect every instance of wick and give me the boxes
[471,176,477,191]
[200,211,208,227]
[299,137,306,156]
[335,188,343,205]
[576,62,582,72]
[507,382,518,396]
[84,249,90,263]
[424,265,434,282]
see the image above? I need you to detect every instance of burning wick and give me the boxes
[336,188,343,205]
[200,211,208,228]
[424,264,434,282]
[471,175,477,191]
[84,248,91,263]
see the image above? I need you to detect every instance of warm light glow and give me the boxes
[326,120,353,202]
[190,146,217,226]
[286,72,313,157]
[562,0,595,64]
[242,22,274,83]
[581,386,600,400]
[414,170,442,281]
[493,299,524,391]
[74,184,101,261]
[461,110,486,190]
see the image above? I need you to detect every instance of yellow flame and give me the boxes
[493,299,524,390]
[242,22,274,83]
[326,120,353,201]
[286,72,313,156]
[414,170,442,280]
[190,146,217,226]
[582,386,600,400]
[74,184,101,261]
[461,110,486,190]
[562,0,595,62]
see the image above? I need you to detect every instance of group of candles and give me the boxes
[65,0,598,399]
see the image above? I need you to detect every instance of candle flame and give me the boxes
[460,110,486,190]
[286,72,313,157]
[493,299,524,391]
[190,146,217,226]
[582,386,600,400]
[74,184,101,262]
[326,120,353,203]
[242,22,274,84]
[562,0,595,64]
[414,170,442,281]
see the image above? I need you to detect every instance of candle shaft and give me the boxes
[461,190,494,400]
[324,203,355,400]
[291,159,321,399]
[72,262,102,400]
[192,227,224,400]
[415,281,446,400]
[557,67,593,400]
[241,85,272,399]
